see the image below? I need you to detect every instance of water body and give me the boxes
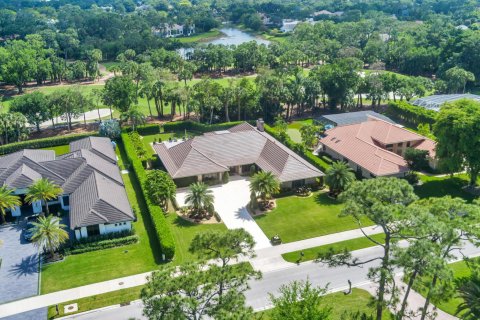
[178,27,270,58]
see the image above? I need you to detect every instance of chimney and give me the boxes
[256,118,265,132]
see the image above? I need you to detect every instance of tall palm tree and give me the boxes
[456,275,480,319]
[325,161,356,196]
[120,105,146,131]
[249,171,280,203]
[31,215,69,257]
[25,179,63,215]
[185,182,214,216]
[0,186,21,224]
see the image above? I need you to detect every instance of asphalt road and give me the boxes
[60,241,480,320]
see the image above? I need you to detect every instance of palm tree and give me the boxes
[456,275,480,319]
[120,105,146,131]
[0,186,21,224]
[25,179,63,215]
[325,161,356,196]
[31,215,69,257]
[185,182,214,217]
[249,171,281,203]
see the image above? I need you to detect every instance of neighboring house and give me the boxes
[281,19,300,32]
[412,94,480,111]
[313,10,343,17]
[316,111,395,128]
[2,137,134,240]
[152,24,195,38]
[153,121,324,189]
[319,117,436,178]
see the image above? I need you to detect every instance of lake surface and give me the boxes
[178,28,270,58]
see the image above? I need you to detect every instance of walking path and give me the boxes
[176,177,272,250]
[38,109,112,128]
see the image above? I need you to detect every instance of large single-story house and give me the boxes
[319,116,436,178]
[316,110,395,127]
[1,137,134,240]
[153,121,324,189]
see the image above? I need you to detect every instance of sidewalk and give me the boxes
[250,225,382,272]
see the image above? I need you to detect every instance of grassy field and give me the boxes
[286,118,314,143]
[41,145,70,156]
[282,233,385,263]
[258,288,392,319]
[254,192,372,243]
[47,285,144,319]
[415,174,476,202]
[177,29,223,43]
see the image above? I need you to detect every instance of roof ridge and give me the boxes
[22,156,66,183]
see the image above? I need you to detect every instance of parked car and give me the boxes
[23,214,40,241]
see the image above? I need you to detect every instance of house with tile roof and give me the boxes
[153,121,324,189]
[319,116,437,178]
[1,137,134,240]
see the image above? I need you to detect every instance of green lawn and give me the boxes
[41,145,70,156]
[48,285,144,319]
[415,174,476,202]
[258,288,392,319]
[282,233,385,263]
[101,61,122,72]
[142,131,201,156]
[254,192,372,243]
[177,30,222,43]
[286,118,314,143]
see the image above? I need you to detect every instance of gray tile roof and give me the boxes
[153,122,324,182]
[0,139,132,229]
[318,111,395,127]
[69,136,117,163]
[69,171,133,229]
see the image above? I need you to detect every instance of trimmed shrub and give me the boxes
[222,171,229,183]
[162,121,254,133]
[0,132,96,155]
[121,132,176,260]
[73,229,134,244]
[122,124,161,135]
[385,101,437,126]
[66,235,139,255]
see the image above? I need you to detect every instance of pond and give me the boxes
[178,27,270,58]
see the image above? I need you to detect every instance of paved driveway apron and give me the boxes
[176,177,272,250]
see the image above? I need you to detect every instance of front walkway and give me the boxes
[176,177,272,250]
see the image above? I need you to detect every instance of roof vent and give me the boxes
[256,119,265,132]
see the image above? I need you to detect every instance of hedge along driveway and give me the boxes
[40,143,162,293]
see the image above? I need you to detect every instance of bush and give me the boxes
[121,132,176,260]
[385,101,437,126]
[73,229,134,244]
[222,171,229,183]
[403,171,420,185]
[99,119,121,139]
[66,235,139,255]
[122,124,161,135]
[0,132,96,155]
[162,120,254,133]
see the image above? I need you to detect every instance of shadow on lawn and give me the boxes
[314,192,342,207]
[415,177,475,202]
[117,141,164,265]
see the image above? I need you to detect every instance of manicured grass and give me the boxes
[415,174,476,202]
[41,145,70,156]
[282,233,385,263]
[40,145,161,293]
[47,285,144,319]
[258,288,392,319]
[287,128,302,143]
[142,131,201,156]
[254,192,372,243]
[286,118,314,143]
[177,29,222,43]
[167,213,227,264]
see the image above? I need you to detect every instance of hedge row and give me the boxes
[163,120,254,133]
[122,124,161,135]
[385,101,437,126]
[0,132,96,155]
[66,235,139,255]
[264,124,329,172]
[121,132,175,260]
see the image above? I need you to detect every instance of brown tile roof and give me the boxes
[153,123,324,182]
[320,118,436,176]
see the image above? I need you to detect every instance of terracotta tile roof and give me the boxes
[320,118,436,176]
[153,122,324,182]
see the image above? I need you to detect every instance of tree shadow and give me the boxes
[9,254,39,278]
[415,177,475,202]
[314,192,342,207]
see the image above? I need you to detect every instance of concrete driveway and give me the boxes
[176,177,272,250]
[0,224,40,303]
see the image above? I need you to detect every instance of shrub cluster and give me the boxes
[66,235,139,255]
[162,120,254,133]
[122,124,161,135]
[72,229,134,244]
[385,101,437,126]
[121,132,176,260]
[0,132,96,155]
